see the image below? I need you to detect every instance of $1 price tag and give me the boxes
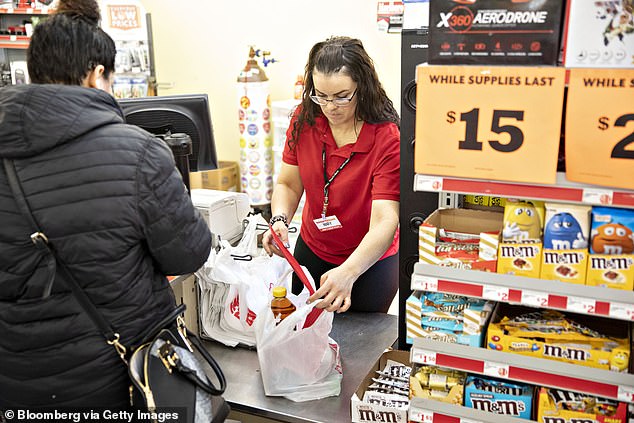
[412,275,439,292]
[413,348,437,366]
[566,68,634,190]
[415,65,565,185]
[414,410,434,423]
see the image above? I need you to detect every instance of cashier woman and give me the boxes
[263,36,401,314]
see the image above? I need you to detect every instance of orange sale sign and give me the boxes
[415,65,566,185]
[566,68,634,190]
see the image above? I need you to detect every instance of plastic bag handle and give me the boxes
[269,225,323,328]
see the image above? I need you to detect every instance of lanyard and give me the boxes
[321,147,355,218]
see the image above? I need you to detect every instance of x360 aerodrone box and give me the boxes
[429,0,565,65]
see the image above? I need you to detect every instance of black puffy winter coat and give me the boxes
[0,84,212,408]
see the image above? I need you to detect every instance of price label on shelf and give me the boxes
[415,65,565,185]
[483,285,509,302]
[521,290,549,308]
[415,175,444,192]
[26,7,33,13]
[461,419,484,423]
[565,68,634,191]
[412,348,437,366]
[411,409,434,423]
[567,296,597,315]
[609,302,634,321]
[411,275,439,292]
[9,35,16,42]
[483,361,510,378]
[582,188,614,206]
[618,385,634,403]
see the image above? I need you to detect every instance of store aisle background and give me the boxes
[139,0,401,165]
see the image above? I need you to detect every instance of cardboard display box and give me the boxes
[410,363,466,405]
[562,0,634,68]
[190,161,239,192]
[464,375,534,420]
[406,291,493,347]
[537,387,628,423]
[487,303,631,372]
[351,350,410,423]
[419,208,503,272]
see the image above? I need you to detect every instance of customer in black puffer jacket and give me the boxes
[0,0,212,410]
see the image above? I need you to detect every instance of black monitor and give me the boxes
[117,94,219,172]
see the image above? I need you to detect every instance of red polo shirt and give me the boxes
[282,114,400,265]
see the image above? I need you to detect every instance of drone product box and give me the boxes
[540,203,591,284]
[429,0,565,65]
[562,0,634,68]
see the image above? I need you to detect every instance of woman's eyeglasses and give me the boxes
[309,88,357,107]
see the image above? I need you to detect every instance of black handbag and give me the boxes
[3,158,229,423]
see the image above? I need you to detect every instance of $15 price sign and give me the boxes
[565,68,634,191]
[415,65,566,185]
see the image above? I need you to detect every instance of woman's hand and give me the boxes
[309,265,357,313]
[262,221,290,257]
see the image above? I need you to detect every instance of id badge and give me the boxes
[313,215,342,232]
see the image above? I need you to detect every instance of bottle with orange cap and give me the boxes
[270,286,296,324]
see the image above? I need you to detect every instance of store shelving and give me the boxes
[405,172,634,415]
[412,263,634,321]
[409,397,531,423]
[411,338,634,404]
[414,172,634,208]
[0,7,51,50]
[0,6,52,14]
[0,34,29,49]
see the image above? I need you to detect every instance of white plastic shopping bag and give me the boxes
[255,297,343,402]
[254,226,343,402]
[196,215,294,347]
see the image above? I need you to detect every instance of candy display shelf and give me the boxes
[411,338,634,404]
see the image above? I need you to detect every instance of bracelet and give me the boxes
[270,214,288,227]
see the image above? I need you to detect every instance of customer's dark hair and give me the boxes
[289,36,400,150]
[27,0,116,85]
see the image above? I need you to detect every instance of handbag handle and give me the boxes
[184,328,227,395]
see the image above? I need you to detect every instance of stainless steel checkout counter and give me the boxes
[171,275,399,423]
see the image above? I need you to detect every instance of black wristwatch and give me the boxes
[270,214,288,227]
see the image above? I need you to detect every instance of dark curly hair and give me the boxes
[27,0,116,85]
[288,36,400,150]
